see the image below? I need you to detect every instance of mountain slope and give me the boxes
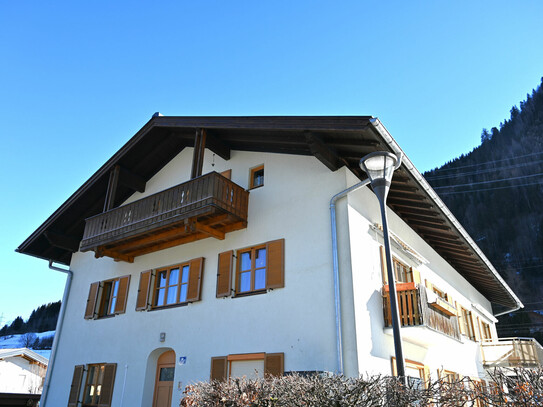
[424,78,543,343]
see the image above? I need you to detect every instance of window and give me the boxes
[459,307,476,340]
[249,164,264,189]
[135,257,204,311]
[68,364,117,407]
[84,276,130,320]
[432,286,448,301]
[237,245,267,293]
[440,370,459,383]
[153,264,190,307]
[393,258,413,283]
[391,358,429,389]
[216,239,284,297]
[481,321,492,341]
[210,353,284,381]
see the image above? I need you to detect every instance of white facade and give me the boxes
[43,146,503,406]
[0,348,47,394]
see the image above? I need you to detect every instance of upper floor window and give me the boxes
[481,321,492,341]
[154,264,190,307]
[135,257,204,311]
[216,239,285,298]
[84,276,130,320]
[393,258,413,283]
[249,164,264,189]
[237,245,267,293]
[459,307,476,340]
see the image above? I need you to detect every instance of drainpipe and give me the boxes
[40,260,73,407]
[330,178,370,375]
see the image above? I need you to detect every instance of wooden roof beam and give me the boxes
[408,220,451,231]
[400,213,446,224]
[44,230,80,252]
[305,132,344,171]
[205,131,231,160]
[118,166,146,193]
[387,199,434,209]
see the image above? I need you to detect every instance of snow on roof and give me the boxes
[0,348,48,366]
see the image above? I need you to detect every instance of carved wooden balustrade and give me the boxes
[81,172,249,262]
[382,283,461,340]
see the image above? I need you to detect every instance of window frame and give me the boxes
[460,307,476,340]
[152,262,191,309]
[97,279,120,318]
[481,321,492,341]
[236,244,267,295]
[82,364,105,406]
[392,257,413,283]
[249,164,264,189]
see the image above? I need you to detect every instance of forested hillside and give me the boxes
[424,78,543,343]
[0,301,60,336]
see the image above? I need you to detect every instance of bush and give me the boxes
[180,368,543,407]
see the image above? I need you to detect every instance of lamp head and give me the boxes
[359,151,401,202]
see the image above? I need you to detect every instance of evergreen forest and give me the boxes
[424,78,543,344]
[0,301,60,337]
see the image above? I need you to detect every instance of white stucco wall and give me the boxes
[45,148,500,406]
[0,357,45,394]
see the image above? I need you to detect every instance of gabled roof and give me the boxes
[0,348,48,366]
[16,115,522,311]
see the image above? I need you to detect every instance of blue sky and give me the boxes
[1,1,542,326]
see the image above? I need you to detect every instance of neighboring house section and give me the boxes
[0,348,48,394]
[16,116,537,407]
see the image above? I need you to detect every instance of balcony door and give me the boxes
[153,350,175,407]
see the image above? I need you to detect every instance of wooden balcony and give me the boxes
[481,337,543,369]
[80,172,249,262]
[382,283,461,341]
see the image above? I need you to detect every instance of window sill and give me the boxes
[234,289,267,298]
[150,302,189,311]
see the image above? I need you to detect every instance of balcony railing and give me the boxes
[80,172,249,262]
[382,283,461,340]
[481,337,543,368]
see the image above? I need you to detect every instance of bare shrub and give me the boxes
[180,368,543,407]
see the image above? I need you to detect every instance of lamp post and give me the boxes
[360,151,406,381]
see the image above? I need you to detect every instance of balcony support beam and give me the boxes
[191,129,207,179]
[103,165,120,212]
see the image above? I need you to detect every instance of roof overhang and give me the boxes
[16,115,522,312]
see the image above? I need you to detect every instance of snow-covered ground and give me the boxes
[0,331,55,360]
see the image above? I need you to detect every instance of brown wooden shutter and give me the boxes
[186,257,204,302]
[216,251,233,298]
[114,275,131,314]
[67,365,84,407]
[84,282,100,319]
[412,268,421,284]
[210,356,227,381]
[97,363,117,407]
[380,246,388,284]
[264,353,284,377]
[474,316,481,342]
[266,239,284,289]
[136,270,152,311]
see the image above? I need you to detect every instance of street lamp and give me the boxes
[359,151,406,380]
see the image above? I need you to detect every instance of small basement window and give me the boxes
[249,165,264,189]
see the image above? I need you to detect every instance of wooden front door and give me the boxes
[152,350,175,407]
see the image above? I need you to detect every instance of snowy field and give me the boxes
[0,331,54,360]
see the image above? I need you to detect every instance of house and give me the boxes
[17,115,538,407]
[0,348,48,394]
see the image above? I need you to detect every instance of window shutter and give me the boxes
[412,268,421,284]
[264,353,284,377]
[457,304,466,335]
[136,270,152,311]
[84,282,100,319]
[380,246,388,284]
[216,251,233,298]
[97,363,117,407]
[210,356,227,381]
[67,365,84,407]
[423,365,431,388]
[186,257,204,302]
[266,239,284,289]
[114,275,131,314]
[474,316,481,341]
